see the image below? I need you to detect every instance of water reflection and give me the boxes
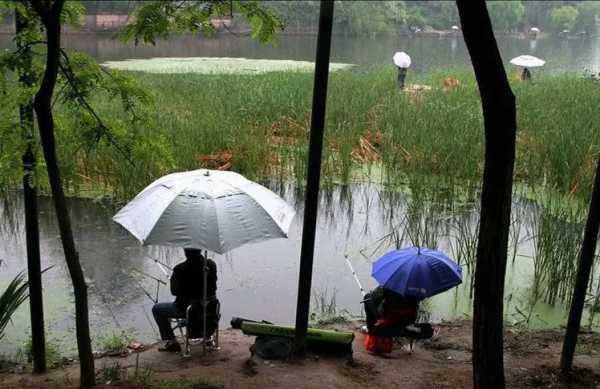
[1,180,594,355]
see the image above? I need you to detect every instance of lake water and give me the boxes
[0,182,581,356]
[1,33,599,73]
[0,32,598,355]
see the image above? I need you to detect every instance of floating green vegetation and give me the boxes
[102,57,355,74]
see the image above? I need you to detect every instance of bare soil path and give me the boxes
[2,320,599,388]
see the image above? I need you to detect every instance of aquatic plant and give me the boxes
[102,57,355,74]
[528,193,585,306]
[39,68,598,202]
[310,288,351,325]
[449,202,479,296]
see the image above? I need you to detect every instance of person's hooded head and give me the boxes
[184,248,204,262]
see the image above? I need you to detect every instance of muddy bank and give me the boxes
[2,320,600,388]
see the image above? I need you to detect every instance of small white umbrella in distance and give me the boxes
[451,25,459,31]
[530,27,540,33]
[509,55,546,68]
[393,52,411,68]
[113,169,296,254]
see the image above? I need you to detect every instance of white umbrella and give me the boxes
[509,55,546,68]
[451,25,459,31]
[530,27,540,33]
[393,51,411,68]
[113,169,296,254]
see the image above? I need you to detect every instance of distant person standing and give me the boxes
[393,52,411,90]
[521,67,532,81]
[152,248,217,352]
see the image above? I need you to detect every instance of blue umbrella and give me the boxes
[372,246,462,299]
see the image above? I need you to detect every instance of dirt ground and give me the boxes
[2,320,600,389]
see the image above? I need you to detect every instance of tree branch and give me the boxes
[57,49,137,167]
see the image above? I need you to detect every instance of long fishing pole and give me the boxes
[344,255,366,298]
[131,268,167,285]
[145,255,173,277]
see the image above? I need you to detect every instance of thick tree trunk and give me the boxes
[560,158,600,374]
[15,9,46,374]
[31,1,96,386]
[457,1,517,388]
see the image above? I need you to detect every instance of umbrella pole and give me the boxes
[203,250,208,355]
[294,0,334,357]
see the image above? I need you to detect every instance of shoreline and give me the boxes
[1,320,599,388]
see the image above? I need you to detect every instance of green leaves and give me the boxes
[236,1,282,44]
[0,272,29,341]
[120,0,282,46]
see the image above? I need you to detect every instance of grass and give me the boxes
[18,338,65,369]
[97,332,133,354]
[19,66,595,203]
[310,288,352,326]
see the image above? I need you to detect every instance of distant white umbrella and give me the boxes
[509,55,546,68]
[113,169,296,254]
[451,25,459,31]
[393,52,411,68]
[530,27,540,33]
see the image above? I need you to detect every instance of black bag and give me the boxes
[186,298,220,339]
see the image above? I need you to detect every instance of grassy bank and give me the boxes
[47,66,598,201]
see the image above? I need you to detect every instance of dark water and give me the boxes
[0,33,599,73]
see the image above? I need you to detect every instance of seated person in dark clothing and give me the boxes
[364,286,418,337]
[152,248,217,352]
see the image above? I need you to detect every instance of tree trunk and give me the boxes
[293,0,334,356]
[457,1,517,388]
[31,1,96,386]
[15,8,46,374]
[560,158,600,374]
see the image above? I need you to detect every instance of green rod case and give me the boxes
[241,322,354,345]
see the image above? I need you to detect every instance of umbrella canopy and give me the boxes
[393,52,411,68]
[530,27,540,33]
[451,25,459,31]
[371,247,462,299]
[510,55,545,68]
[113,169,296,254]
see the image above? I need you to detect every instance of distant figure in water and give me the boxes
[521,67,532,81]
[152,248,217,352]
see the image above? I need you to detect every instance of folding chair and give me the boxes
[171,298,221,357]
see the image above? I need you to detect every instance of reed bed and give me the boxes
[40,66,599,202]
[527,192,586,306]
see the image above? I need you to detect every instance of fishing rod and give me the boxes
[131,268,168,303]
[145,255,173,277]
[131,268,167,285]
[344,254,366,298]
[126,268,160,304]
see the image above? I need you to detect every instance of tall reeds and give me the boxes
[22,67,594,202]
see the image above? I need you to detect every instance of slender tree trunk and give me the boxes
[457,1,517,388]
[560,158,600,374]
[294,0,334,356]
[15,9,46,374]
[30,1,95,386]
